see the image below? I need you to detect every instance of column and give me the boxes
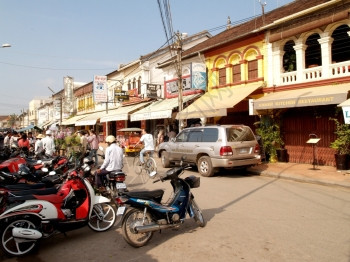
[293,43,306,83]
[318,36,333,78]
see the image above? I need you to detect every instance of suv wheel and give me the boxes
[161,151,170,168]
[197,156,214,177]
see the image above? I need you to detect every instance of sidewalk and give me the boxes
[247,162,350,189]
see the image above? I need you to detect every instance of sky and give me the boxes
[0,0,294,115]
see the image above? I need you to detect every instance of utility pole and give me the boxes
[176,31,184,131]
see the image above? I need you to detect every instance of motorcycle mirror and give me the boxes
[150,171,157,178]
[41,167,49,173]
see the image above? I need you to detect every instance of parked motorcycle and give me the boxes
[115,159,206,247]
[0,165,116,257]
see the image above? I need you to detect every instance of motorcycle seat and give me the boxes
[124,189,164,203]
[8,186,58,197]
[3,182,46,191]
[108,171,126,179]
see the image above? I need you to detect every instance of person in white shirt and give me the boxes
[9,131,19,148]
[34,134,44,156]
[3,132,12,147]
[94,135,123,190]
[42,130,56,156]
[135,128,155,164]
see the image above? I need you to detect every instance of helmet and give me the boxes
[105,135,116,143]
[46,130,52,135]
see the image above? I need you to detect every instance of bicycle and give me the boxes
[133,150,157,184]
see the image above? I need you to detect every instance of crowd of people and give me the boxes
[1,126,178,190]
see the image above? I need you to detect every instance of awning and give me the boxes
[254,83,350,110]
[100,102,151,122]
[16,125,42,132]
[41,120,54,129]
[338,98,350,107]
[75,111,108,126]
[130,94,200,121]
[61,115,88,126]
[176,83,262,119]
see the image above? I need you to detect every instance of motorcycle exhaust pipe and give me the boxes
[12,228,42,240]
[135,223,175,233]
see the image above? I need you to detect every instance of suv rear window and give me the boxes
[226,126,255,142]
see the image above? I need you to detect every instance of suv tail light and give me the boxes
[254,143,260,154]
[220,146,233,156]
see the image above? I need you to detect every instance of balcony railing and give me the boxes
[280,61,350,85]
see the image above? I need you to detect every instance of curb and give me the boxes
[248,168,350,189]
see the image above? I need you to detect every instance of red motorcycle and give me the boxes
[0,165,116,257]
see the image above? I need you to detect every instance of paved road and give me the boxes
[1,156,350,261]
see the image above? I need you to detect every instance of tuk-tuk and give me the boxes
[117,128,143,156]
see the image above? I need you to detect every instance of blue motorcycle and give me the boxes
[115,161,206,247]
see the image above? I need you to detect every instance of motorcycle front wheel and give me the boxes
[122,208,153,247]
[0,218,40,257]
[191,199,206,227]
[88,203,116,232]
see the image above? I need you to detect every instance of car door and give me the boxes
[170,129,190,161]
[184,129,204,162]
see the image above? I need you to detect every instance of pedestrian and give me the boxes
[18,133,30,152]
[156,129,164,151]
[87,129,99,165]
[167,127,177,141]
[10,131,19,148]
[135,128,155,165]
[42,130,55,156]
[34,134,44,157]
[28,132,35,146]
[3,132,12,147]
[94,135,123,191]
[77,130,88,156]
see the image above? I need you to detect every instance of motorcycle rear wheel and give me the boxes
[191,199,206,227]
[88,203,116,232]
[122,208,153,247]
[0,218,39,257]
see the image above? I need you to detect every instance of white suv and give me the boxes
[157,125,260,177]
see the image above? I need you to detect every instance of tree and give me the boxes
[7,114,18,128]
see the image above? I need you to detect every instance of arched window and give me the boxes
[245,49,258,80]
[132,78,136,89]
[331,24,350,63]
[305,33,321,68]
[283,40,296,72]
[127,80,131,90]
[138,77,141,95]
[219,67,226,86]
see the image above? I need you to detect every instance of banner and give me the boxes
[191,63,207,91]
[93,75,108,103]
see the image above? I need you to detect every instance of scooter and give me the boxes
[0,164,116,257]
[115,159,206,247]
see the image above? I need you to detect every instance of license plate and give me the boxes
[239,148,249,154]
[117,183,126,189]
[117,206,126,215]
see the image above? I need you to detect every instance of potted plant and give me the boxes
[255,115,285,163]
[330,117,350,170]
